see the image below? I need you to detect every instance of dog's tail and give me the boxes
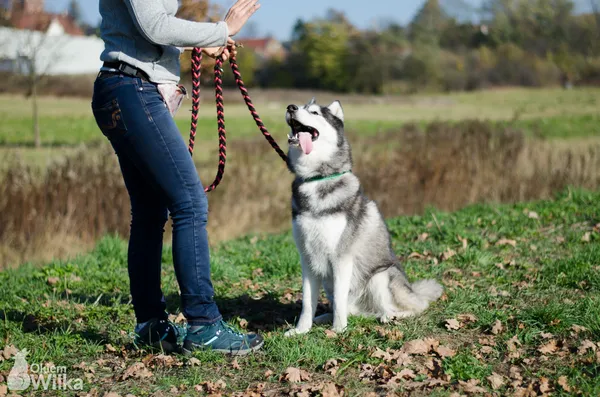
[411,279,444,303]
[389,268,443,314]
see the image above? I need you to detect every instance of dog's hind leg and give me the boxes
[285,263,321,337]
[368,271,400,323]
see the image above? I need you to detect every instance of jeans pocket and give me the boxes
[92,98,128,140]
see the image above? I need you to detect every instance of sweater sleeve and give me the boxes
[123,0,229,48]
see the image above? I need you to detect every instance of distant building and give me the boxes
[0,26,104,75]
[3,0,84,36]
[237,37,287,62]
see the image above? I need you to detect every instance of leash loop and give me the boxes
[188,48,287,193]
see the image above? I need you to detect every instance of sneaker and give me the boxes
[133,318,182,353]
[182,320,264,356]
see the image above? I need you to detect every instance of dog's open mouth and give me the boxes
[288,119,319,155]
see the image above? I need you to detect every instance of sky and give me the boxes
[46,0,594,40]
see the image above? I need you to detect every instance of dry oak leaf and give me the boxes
[538,377,552,394]
[105,344,117,353]
[578,339,597,355]
[457,313,477,323]
[487,373,505,390]
[418,233,429,242]
[571,324,587,334]
[121,362,152,380]
[442,248,457,261]
[103,393,122,397]
[527,211,539,219]
[435,345,456,358]
[231,358,241,370]
[264,369,274,378]
[280,367,311,383]
[491,320,503,335]
[538,339,559,355]
[371,347,393,362]
[324,329,337,338]
[0,385,7,397]
[397,368,416,379]
[47,276,60,286]
[459,379,486,394]
[1,345,18,360]
[323,359,339,376]
[582,232,591,242]
[496,238,517,248]
[557,376,571,392]
[321,382,344,397]
[187,357,201,367]
[402,339,430,355]
[445,318,461,331]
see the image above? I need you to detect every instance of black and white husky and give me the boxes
[284,98,443,336]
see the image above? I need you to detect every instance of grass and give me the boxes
[1,87,599,148]
[1,189,599,395]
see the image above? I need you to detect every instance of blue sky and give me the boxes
[47,0,593,40]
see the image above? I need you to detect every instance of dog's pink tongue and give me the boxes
[298,132,313,155]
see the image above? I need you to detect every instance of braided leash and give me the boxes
[188,47,287,193]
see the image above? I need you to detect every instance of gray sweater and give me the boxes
[99,0,229,83]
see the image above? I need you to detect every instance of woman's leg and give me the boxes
[93,75,221,325]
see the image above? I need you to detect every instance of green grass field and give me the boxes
[1,189,599,396]
[1,87,600,147]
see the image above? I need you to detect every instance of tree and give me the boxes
[4,25,65,147]
[67,0,84,26]
[176,0,215,22]
[410,0,449,45]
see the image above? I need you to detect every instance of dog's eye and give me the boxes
[310,111,319,115]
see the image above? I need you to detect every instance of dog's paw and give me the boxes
[331,325,347,334]
[379,314,392,323]
[284,328,310,337]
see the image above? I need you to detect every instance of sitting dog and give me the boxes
[284,98,443,336]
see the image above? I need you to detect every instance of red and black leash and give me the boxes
[188,47,287,193]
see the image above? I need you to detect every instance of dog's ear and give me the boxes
[328,100,344,122]
[308,97,316,106]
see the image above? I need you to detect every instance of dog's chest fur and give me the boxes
[291,176,361,276]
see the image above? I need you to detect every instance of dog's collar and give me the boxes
[302,171,351,183]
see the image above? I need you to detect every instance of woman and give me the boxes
[92,0,262,355]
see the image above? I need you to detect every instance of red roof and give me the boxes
[237,38,271,51]
[11,11,84,36]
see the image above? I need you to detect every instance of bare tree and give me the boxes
[1,22,64,147]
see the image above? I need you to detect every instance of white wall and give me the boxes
[0,25,104,75]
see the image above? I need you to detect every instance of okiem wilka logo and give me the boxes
[6,349,84,392]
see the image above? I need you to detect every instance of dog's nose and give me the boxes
[287,104,298,113]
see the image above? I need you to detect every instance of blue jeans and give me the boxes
[91,73,222,326]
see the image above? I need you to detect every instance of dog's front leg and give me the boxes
[285,265,320,337]
[331,257,353,333]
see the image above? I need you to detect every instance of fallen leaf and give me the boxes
[445,318,461,331]
[496,238,517,248]
[418,233,429,242]
[121,362,152,380]
[457,313,477,323]
[582,232,591,242]
[487,373,505,390]
[507,335,523,359]
[324,329,337,338]
[442,248,457,261]
[187,357,201,367]
[459,379,486,394]
[402,339,430,355]
[528,211,539,219]
[458,235,468,250]
[321,382,344,397]
[105,344,117,353]
[408,252,425,259]
[264,369,274,378]
[0,385,7,397]
[280,367,311,383]
[539,332,554,339]
[323,359,339,376]
[239,318,249,329]
[374,326,404,341]
[491,320,503,335]
[196,379,227,393]
[1,345,18,359]
[435,345,456,358]
[538,339,558,355]
[397,368,416,379]
[578,339,597,355]
[103,393,122,397]
[557,376,571,392]
[231,358,241,370]
[47,276,60,286]
[571,325,587,334]
[539,377,551,394]
[371,347,393,362]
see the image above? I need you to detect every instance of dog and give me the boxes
[284,98,443,336]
